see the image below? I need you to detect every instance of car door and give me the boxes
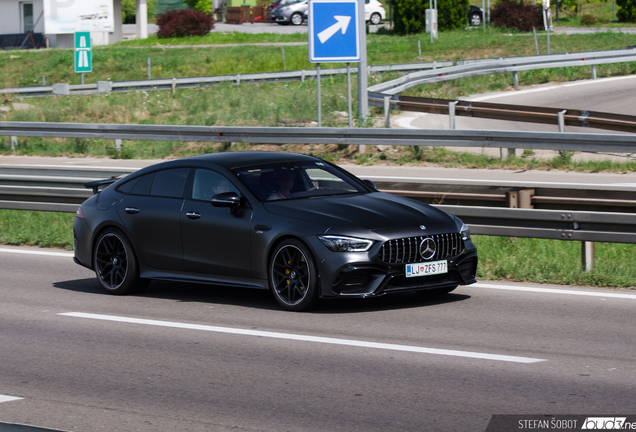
[116,168,188,271]
[181,168,252,277]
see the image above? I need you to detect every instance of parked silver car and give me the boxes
[272,0,307,25]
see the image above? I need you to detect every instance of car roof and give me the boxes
[181,151,320,169]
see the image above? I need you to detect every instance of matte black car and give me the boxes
[73,152,477,311]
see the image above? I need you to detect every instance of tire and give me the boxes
[290,12,303,26]
[469,12,481,26]
[269,239,319,311]
[416,285,458,297]
[93,228,148,295]
[370,12,382,25]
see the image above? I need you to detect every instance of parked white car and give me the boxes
[365,0,386,25]
[304,0,386,25]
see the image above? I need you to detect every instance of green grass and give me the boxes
[0,209,75,249]
[1,209,633,288]
[473,235,636,288]
[2,28,636,87]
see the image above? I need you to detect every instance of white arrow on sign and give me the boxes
[317,15,352,44]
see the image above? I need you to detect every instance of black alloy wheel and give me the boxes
[269,239,318,311]
[469,12,481,26]
[93,228,147,295]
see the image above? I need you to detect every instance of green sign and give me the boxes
[74,32,92,73]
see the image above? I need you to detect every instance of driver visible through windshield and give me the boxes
[233,161,368,201]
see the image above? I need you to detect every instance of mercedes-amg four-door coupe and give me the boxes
[73,152,477,311]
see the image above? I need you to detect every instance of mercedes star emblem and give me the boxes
[419,237,436,260]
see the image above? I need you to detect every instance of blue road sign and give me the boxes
[308,0,360,63]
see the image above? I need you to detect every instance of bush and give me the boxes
[491,0,543,31]
[393,0,469,35]
[580,14,599,24]
[156,9,214,38]
[617,0,636,22]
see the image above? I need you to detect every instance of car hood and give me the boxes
[263,192,455,232]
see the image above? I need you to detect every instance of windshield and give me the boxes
[233,161,369,202]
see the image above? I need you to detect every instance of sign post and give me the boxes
[308,0,362,128]
[74,31,92,75]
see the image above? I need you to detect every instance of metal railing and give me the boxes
[1,165,635,246]
[368,48,636,96]
[3,122,636,154]
[0,61,453,98]
[371,95,636,134]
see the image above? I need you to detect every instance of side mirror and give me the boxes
[362,179,377,190]
[211,192,241,208]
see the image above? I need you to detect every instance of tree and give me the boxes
[393,0,469,35]
[183,0,213,14]
[122,0,158,24]
[617,0,636,21]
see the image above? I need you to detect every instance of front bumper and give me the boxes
[305,236,478,299]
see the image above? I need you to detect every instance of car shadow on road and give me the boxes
[52,278,470,313]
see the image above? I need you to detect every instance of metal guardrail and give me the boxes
[3,122,636,153]
[373,95,636,134]
[368,48,636,95]
[0,61,453,97]
[1,165,635,245]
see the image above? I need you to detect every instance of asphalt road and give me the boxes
[0,246,635,432]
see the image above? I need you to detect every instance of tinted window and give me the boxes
[117,176,140,194]
[150,168,189,198]
[129,173,154,196]
[234,161,367,201]
[191,169,238,202]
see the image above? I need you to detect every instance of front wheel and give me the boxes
[290,12,303,25]
[370,12,382,25]
[93,228,148,295]
[269,239,319,311]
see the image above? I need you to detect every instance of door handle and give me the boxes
[125,207,140,214]
[186,212,201,220]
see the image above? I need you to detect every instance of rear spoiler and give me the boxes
[84,178,118,195]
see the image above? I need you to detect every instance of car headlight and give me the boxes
[460,222,471,241]
[318,235,374,252]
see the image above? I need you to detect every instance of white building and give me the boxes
[0,0,149,48]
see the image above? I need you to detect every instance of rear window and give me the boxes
[150,168,189,198]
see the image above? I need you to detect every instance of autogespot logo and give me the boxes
[582,417,629,429]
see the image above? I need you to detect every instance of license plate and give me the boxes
[405,260,448,278]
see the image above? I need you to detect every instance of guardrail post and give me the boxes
[558,110,566,132]
[172,78,177,94]
[591,65,597,79]
[115,139,122,153]
[384,96,391,128]
[449,101,458,129]
[501,147,516,159]
[97,81,112,93]
[301,70,305,83]
[582,241,595,271]
[10,136,17,152]
[513,71,519,89]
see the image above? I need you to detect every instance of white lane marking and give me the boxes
[363,175,636,189]
[0,395,23,403]
[473,283,636,299]
[59,312,545,364]
[0,248,73,258]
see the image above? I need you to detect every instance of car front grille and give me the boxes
[378,233,464,264]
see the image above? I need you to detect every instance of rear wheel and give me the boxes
[370,12,382,25]
[269,239,318,311]
[93,228,148,295]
